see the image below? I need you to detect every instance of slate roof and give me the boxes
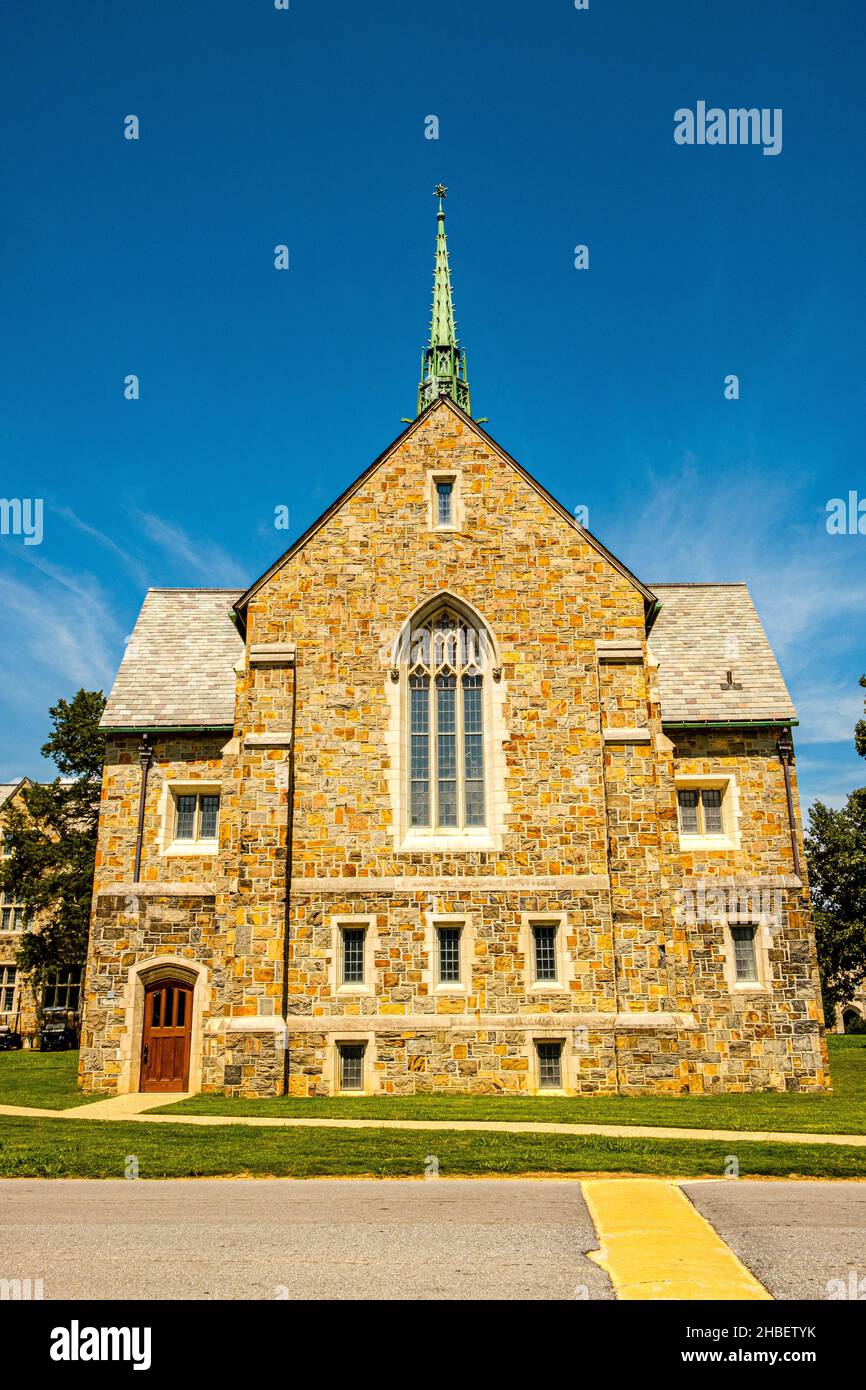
[0,782,26,809]
[100,583,795,732]
[101,589,244,730]
[647,584,796,724]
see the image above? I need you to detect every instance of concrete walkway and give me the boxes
[1,1095,865,1146]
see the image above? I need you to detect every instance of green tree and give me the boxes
[0,690,105,983]
[806,673,866,1020]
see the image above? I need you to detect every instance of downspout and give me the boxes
[281,655,298,1095]
[133,735,153,882]
[777,728,802,881]
[593,659,622,1094]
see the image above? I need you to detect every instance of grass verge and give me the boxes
[157,1036,866,1135]
[0,1115,865,1180]
[0,1051,98,1109]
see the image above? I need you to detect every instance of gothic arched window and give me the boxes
[407,608,487,830]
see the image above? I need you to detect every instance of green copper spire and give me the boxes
[417,185,472,416]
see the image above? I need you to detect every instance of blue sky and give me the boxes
[1,0,865,811]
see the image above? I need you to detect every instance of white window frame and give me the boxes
[675,775,740,851]
[0,964,18,1014]
[423,912,476,997]
[723,917,772,994]
[529,1033,569,1095]
[329,1034,374,1095]
[0,894,27,932]
[520,912,570,993]
[328,915,377,996]
[160,781,221,857]
[427,469,462,532]
[386,595,510,853]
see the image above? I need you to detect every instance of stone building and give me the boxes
[0,779,84,1048]
[79,192,828,1098]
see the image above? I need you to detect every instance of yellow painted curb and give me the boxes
[583,1178,772,1301]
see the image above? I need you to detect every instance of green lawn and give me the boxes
[2,1038,864,1142]
[158,1035,866,1135]
[0,1113,864,1180]
[0,1050,98,1109]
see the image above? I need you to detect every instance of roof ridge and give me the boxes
[648,581,749,588]
[146,587,244,595]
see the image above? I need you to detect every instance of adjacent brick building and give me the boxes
[79,194,828,1098]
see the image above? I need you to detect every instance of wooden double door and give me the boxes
[139,978,193,1092]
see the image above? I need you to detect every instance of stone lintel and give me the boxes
[280,1011,698,1033]
[243,732,293,747]
[602,727,652,743]
[205,1016,289,1036]
[290,873,610,894]
[249,644,296,666]
[97,882,216,898]
[595,641,644,662]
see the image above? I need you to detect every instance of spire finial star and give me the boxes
[434,183,448,200]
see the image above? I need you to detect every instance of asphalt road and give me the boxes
[1,1178,614,1301]
[3,1178,864,1301]
[683,1180,866,1301]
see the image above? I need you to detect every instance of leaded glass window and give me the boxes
[341,927,366,986]
[407,609,486,830]
[0,966,17,1013]
[732,925,759,984]
[436,480,454,527]
[338,1043,365,1091]
[537,1041,563,1089]
[677,787,726,836]
[532,923,558,982]
[174,792,220,842]
[437,926,461,984]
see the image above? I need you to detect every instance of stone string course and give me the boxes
[80,403,828,1097]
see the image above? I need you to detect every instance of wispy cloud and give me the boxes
[133,511,248,587]
[53,504,151,589]
[0,566,122,694]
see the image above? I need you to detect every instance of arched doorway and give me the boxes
[139,977,194,1092]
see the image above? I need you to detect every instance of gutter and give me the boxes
[662,719,798,730]
[101,725,233,736]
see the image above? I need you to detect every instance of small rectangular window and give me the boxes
[678,787,726,837]
[532,923,558,983]
[537,1041,563,1090]
[436,480,453,527]
[175,795,197,840]
[0,965,17,1012]
[199,795,220,839]
[42,966,82,1012]
[174,792,220,843]
[341,927,366,986]
[702,789,723,834]
[436,925,461,984]
[677,789,699,834]
[732,925,759,984]
[338,1043,365,1092]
